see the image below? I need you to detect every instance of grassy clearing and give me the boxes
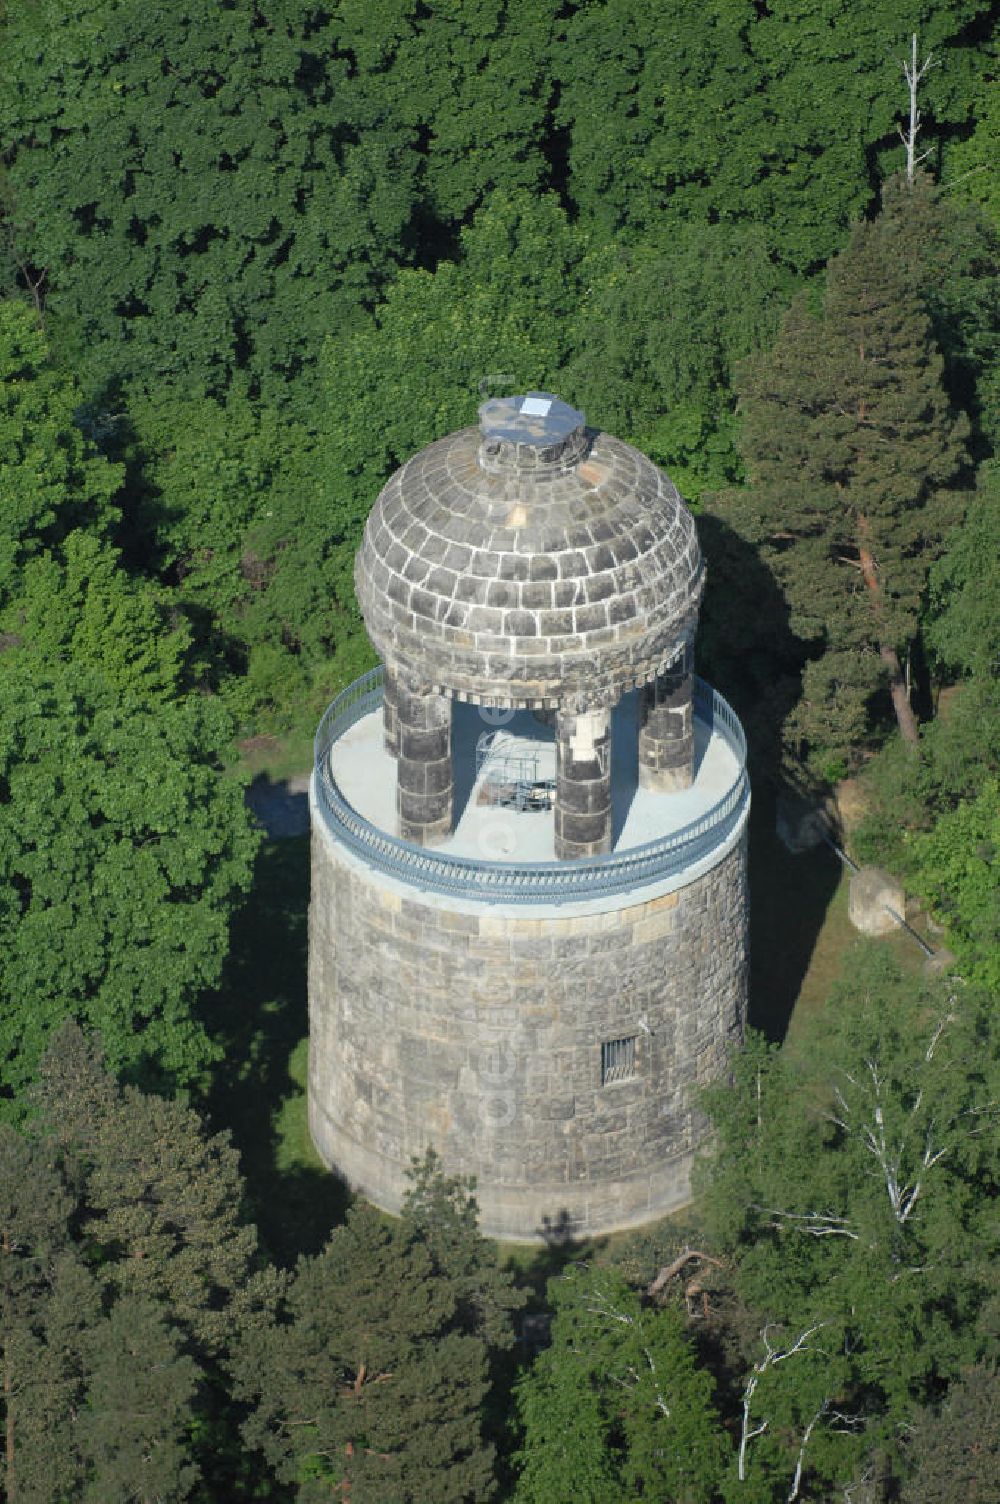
[238,728,314,785]
[747,788,934,1045]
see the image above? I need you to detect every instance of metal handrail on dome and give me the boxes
[312,667,749,903]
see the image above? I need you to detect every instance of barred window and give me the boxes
[601,1036,637,1085]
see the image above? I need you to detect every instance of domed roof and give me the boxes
[354,394,703,708]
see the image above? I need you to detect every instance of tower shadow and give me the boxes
[201,834,351,1265]
[610,691,640,844]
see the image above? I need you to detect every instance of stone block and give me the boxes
[647,891,679,913]
[633,911,676,943]
[539,1097,576,1121]
[848,866,906,937]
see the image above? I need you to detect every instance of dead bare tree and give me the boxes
[899,33,938,185]
[750,1206,859,1240]
[826,1006,997,1235]
[756,1005,995,1246]
[738,1323,829,1483]
[1,219,47,320]
[787,1399,829,1503]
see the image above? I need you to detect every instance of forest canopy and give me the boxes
[1,1,998,1499]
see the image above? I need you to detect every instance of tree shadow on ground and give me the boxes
[696,510,842,1040]
[200,834,351,1266]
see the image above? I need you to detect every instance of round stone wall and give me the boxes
[307,792,749,1242]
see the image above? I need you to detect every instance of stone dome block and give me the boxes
[354,395,704,708]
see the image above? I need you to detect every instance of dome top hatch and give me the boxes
[354,396,704,708]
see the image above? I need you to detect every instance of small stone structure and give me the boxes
[849,866,906,937]
[308,394,750,1240]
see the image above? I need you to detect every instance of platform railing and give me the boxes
[313,667,749,902]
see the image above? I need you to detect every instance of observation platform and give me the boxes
[313,667,749,908]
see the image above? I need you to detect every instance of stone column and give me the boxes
[554,703,612,860]
[638,645,694,793]
[396,680,452,847]
[382,661,399,757]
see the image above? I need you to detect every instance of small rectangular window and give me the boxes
[601,1036,637,1085]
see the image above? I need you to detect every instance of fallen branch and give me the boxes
[647,1249,723,1299]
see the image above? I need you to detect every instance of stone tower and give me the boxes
[308,394,749,1241]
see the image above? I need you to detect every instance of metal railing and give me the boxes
[313,667,749,903]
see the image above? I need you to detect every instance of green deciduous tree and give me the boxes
[0,0,416,408]
[0,0,565,412]
[318,190,590,497]
[0,308,258,1106]
[698,953,1000,1498]
[853,466,1000,911]
[333,0,559,226]
[513,1263,728,1504]
[12,530,189,704]
[943,34,1000,234]
[715,206,968,772]
[0,651,257,1106]
[112,383,349,732]
[565,223,792,500]
[906,781,1000,989]
[94,189,589,738]
[557,0,993,273]
[0,301,120,606]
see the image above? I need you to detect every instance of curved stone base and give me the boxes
[309,1093,695,1241]
[308,792,748,1243]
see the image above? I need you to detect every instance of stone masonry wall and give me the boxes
[308,813,748,1242]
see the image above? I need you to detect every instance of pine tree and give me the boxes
[76,1297,199,1504]
[902,1366,1000,1503]
[0,1121,201,1503]
[2,1023,281,1498]
[400,1149,524,1353]
[237,1156,521,1502]
[718,206,968,772]
[34,1023,262,1363]
[879,171,1000,455]
[0,1126,88,1503]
